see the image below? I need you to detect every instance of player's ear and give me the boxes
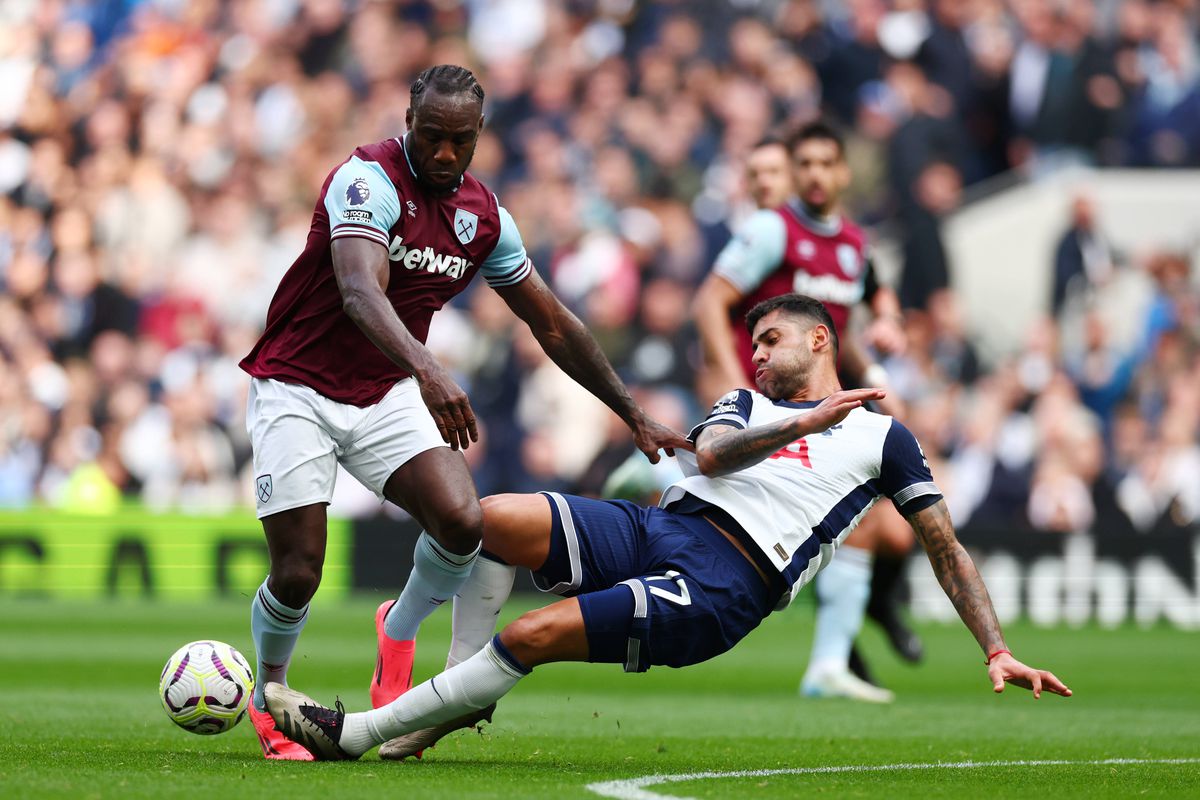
[812,323,831,353]
[405,105,414,130]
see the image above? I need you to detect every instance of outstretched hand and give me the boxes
[987,653,1072,699]
[630,416,693,464]
[802,388,887,435]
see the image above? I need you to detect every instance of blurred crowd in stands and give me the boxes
[0,0,1198,538]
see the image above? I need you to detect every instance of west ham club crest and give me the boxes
[256,474,273,503]
[454,208,478,245]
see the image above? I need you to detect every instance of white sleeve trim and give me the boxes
[893,481,941,508]
[330,225,390,248]
[700,414,748,429]
[485,257,532,288]
[324,156,401,241]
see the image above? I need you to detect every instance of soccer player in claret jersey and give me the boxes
[238,65,687,760]
[262,294,1071,762]
[694,121,916,702]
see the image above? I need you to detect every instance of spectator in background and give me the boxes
[0,0,1197,540]
[1126,3,1200,167]
[926,289,981,387]
[916,0,974,116]
[819,0,888,125]
[1007,0,1122,171]
[1051,194,1115,318]
[899,159,961,311]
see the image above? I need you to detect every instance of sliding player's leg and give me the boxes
[264,497,775,760]
[330,379,480,709]
[373,491,626,760]
[439,489,660,670]
[443,493,554,669]
[364,446,483,708]
[369,492,567,760]
[265,597,589,760]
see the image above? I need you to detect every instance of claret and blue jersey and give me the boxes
[240,135,531,407]
[713,201,879,379]
[323,138,529,287]
[662,389,943,608]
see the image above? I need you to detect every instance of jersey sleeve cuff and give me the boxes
[484,257,533,288]
[687,417,747,442]
[331,224,390,248]
[893,483,942,516]
[710,265,752,294]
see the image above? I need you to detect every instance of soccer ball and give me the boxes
[159,640,253,735]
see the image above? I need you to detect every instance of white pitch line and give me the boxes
[585,758,1200,800]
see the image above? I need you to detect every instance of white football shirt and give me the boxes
[660,389,942,608]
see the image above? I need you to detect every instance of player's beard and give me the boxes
[756,353,813,401]
[800,191,835,218]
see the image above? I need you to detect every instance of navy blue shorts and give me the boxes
[533,492,775,673]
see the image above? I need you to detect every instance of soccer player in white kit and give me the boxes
[263,294,1071,761]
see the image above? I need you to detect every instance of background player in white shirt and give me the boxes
[262,293,1071,761]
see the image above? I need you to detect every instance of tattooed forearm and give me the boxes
[695,418,805,477]
[501,272,641,424]
[907,500,1006,655]
[542,313,640,423]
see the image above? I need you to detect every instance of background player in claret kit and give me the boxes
[743,137,794,211]
[694,137,795,405]
[693,121,917,702]
[261,294,1071,762]
[238,64,687,760]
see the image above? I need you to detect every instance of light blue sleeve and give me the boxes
[480,203,532,287]
[711,209,787,293]
[324,156,402,248]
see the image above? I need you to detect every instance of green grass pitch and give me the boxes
[2,595,1198,798]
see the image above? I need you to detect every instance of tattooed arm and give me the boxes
[906,500,1006,653]
[496,269,690,463]
[694,388,884,478]
[906,499,1073,699]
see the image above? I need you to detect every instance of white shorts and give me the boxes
[245,377,446,519]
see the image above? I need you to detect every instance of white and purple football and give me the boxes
[159,640,253,735]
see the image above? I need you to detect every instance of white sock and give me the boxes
[249,579,308,711]
[340,637,528,757]
[384,532,481,641]
[803,545,872,685]
[447,557,516,669]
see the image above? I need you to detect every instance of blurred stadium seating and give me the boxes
[0,0,1197,626]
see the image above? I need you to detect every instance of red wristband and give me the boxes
[985,649,1011,665]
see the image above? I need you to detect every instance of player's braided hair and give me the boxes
[745,293,840,357]
[410,64,485,109]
